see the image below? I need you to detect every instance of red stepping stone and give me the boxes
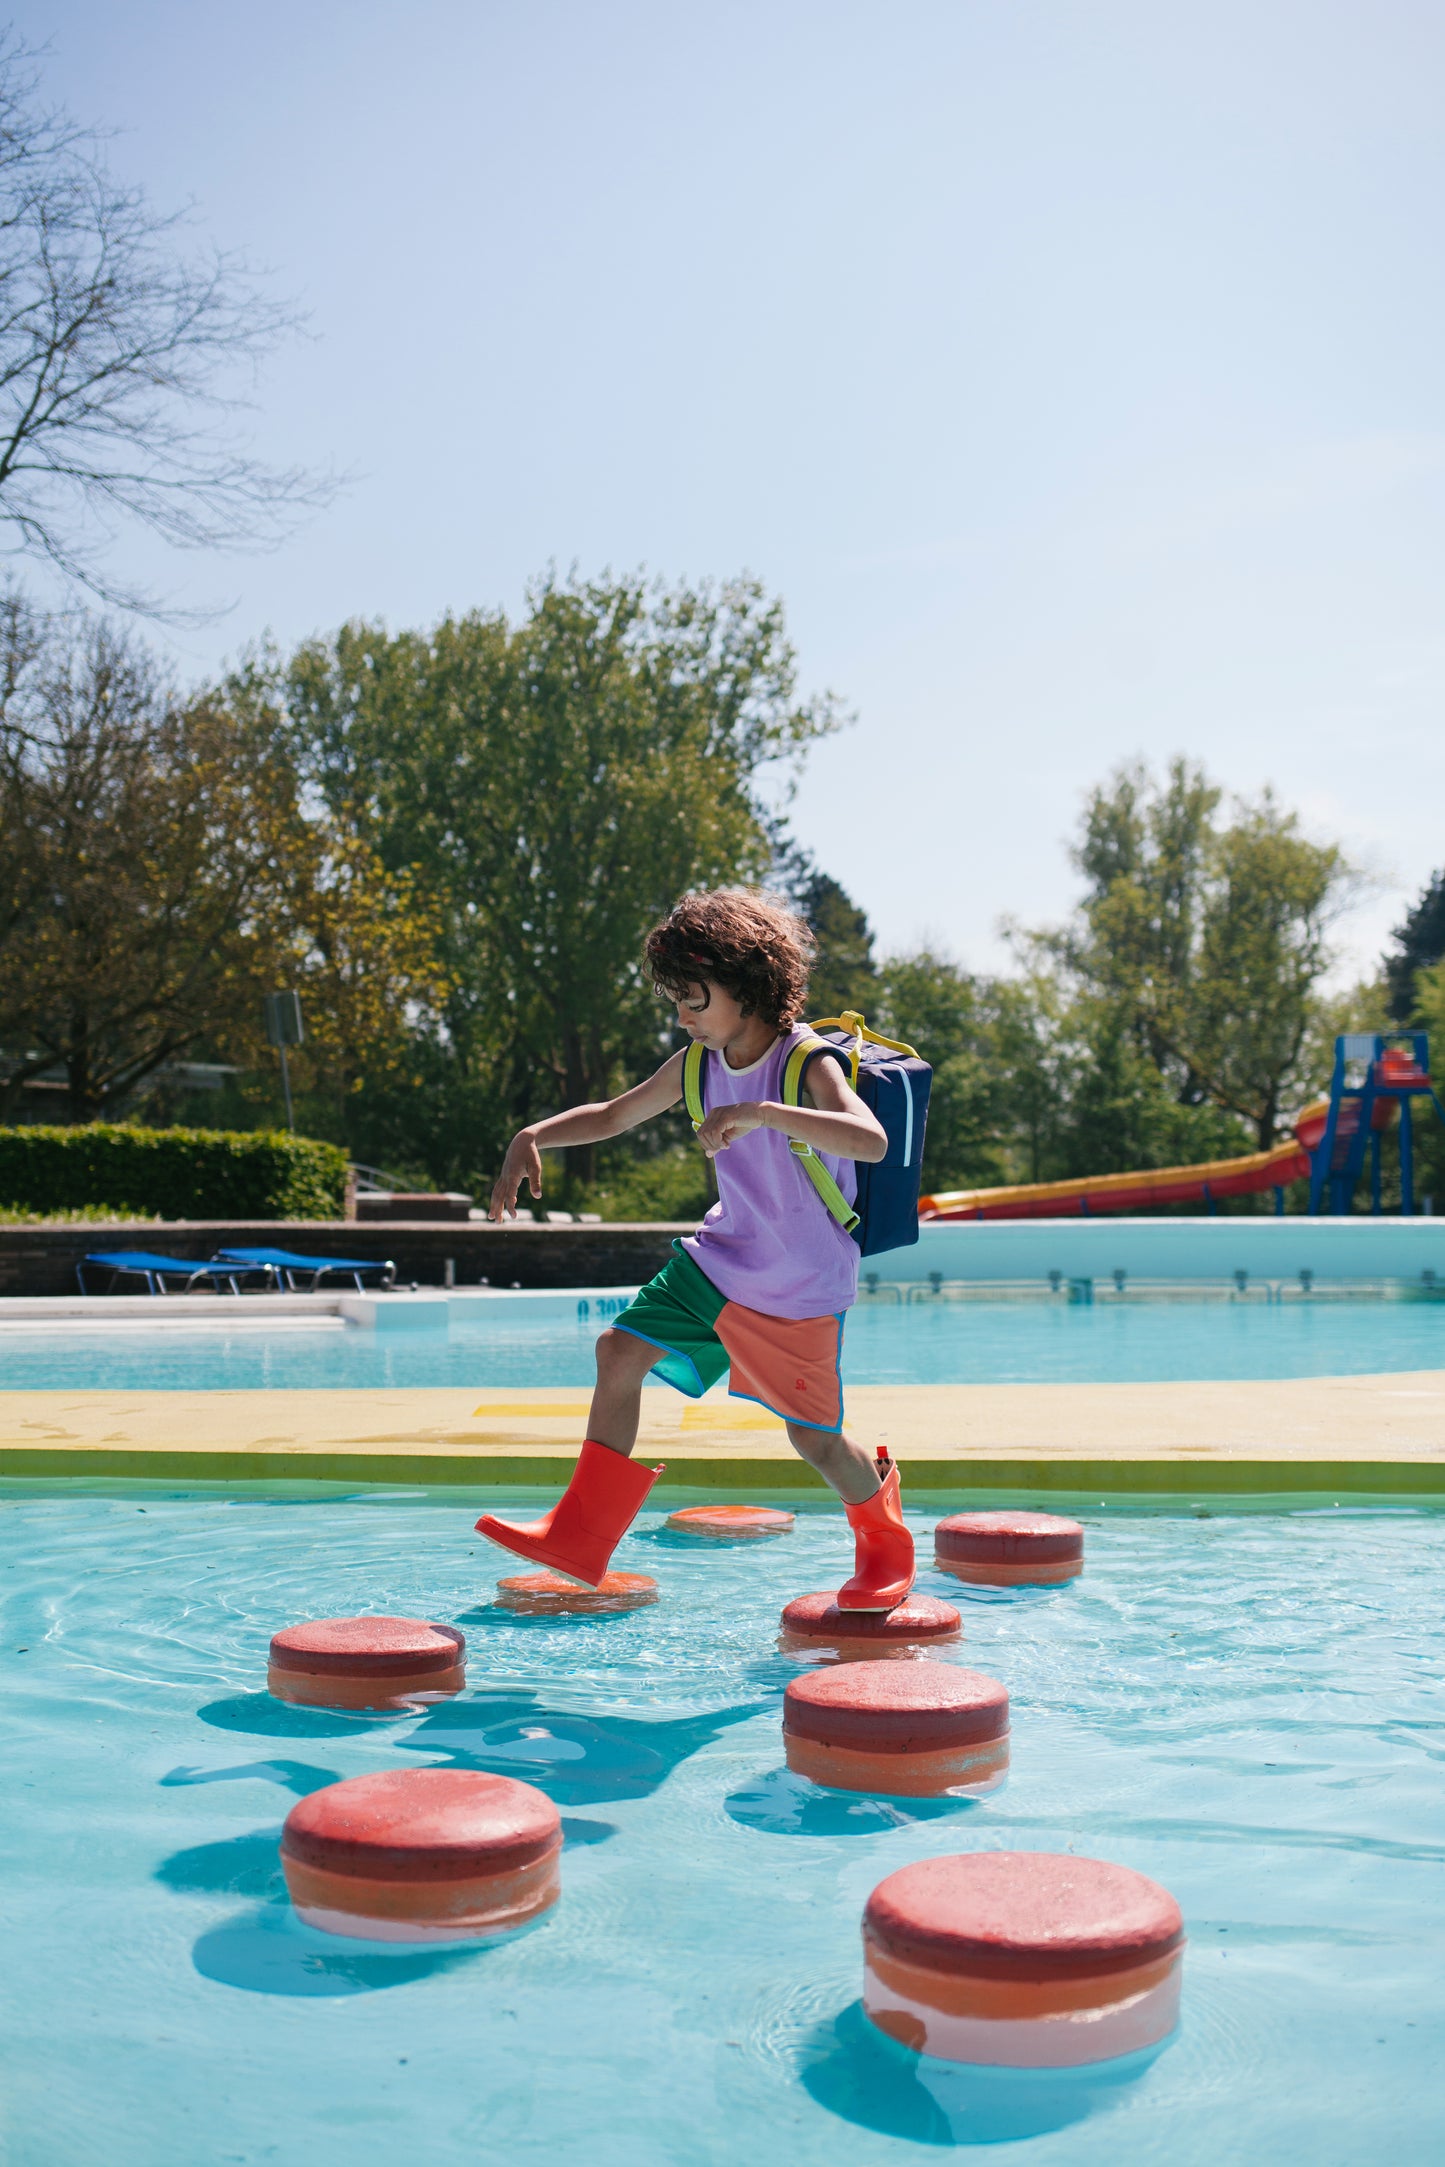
[495,1570,659,1614]
[863,1851,1184,2066]
[782,1657,1008,1797]
[281,1768,561,1942]
[666,1505,795,1539]
[935,1511,1084,1586]
[778,1590,962,1662]
[268,1615,466,1710]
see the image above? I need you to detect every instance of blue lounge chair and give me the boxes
[76,1251,277,1296]
[213,1246,397,1293]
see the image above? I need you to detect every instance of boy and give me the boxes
[477,887,916,1610]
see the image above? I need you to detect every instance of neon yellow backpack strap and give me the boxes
[682,1039,706,1129]
[782,1034,861,1237]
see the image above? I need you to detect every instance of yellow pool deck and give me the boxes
[3,1372,1444,1494]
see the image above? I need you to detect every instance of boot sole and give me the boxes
[476,1522,604,1590]
[835,1579,918,1614]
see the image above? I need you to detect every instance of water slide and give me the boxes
[918,1103,1330,1222]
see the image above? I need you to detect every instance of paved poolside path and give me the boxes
[3,1373,1443,1493]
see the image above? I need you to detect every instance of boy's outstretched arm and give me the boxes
[694,1052,887,1163]
[488,1050,686,1221]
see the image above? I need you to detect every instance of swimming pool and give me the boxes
[2,1291,1441,1391]
[2,1486,1441,2164]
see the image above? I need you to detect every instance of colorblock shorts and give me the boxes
[612,1241,846,1432]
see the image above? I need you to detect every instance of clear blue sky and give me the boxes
[19,0,1445,980]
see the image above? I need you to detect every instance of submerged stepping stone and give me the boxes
[862,1851,1184,2067]
[934,1511,1084,1586]
[778,1590,962,1661]
[495,1570,659,1614]
[666,1505,795,1539]
[268,1615,466,1709]
[281,1768,561,1943]
[782,1657,1008,1797]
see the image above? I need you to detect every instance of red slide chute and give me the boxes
[919,1103,1328,1222]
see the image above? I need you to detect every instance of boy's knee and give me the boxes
[786,1421,834,1461]
[596,1327,648,1376]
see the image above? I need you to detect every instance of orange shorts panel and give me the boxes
[714,1300,845,1431]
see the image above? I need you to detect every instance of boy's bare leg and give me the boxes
[785,1420,882,1504]
[587,1339,884,1495]
[585,1328,663,1456]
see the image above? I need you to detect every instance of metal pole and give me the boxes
[264,992,303,1133]
[1400,1097,1414,1216]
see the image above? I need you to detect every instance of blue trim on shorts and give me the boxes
[727,1381,845,1435]
[610,1321,707,1399]
[833,1308,846,1419]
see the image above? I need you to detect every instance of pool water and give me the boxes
[2,1486,1442,2165]
[2,1293,1442,1391]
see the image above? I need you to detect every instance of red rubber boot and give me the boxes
[836,1450,916,1612]
[475,1439,664,1589]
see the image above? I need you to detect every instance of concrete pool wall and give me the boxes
[1,1212,1443,1299]
[884,1215,1445,1284]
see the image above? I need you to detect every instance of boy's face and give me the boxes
[675,979,749,1049]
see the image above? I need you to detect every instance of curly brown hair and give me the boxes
[645,887,814,1027]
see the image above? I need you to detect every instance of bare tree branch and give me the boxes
[0,35,340,617]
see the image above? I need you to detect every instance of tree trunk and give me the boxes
[1256,1092,1278,1151]
[560,1025,596,1188]
[67,1007,93,1123]
[566,1138,596,1188]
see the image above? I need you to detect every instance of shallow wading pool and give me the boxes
[2,1293,1443,1390]
[2,1486,1442,2164]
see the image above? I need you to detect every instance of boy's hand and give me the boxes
[489,1130,544,1221]
[696,1100,766,1157]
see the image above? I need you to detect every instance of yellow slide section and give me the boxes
[920,1106,1326,1222]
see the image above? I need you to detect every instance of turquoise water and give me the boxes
[3,1293,1443,1391]
[2,1486,1442,2165]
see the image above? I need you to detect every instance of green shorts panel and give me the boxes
[612,1242,729,1399]
[611,1240,846,1429]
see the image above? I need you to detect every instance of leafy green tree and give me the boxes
[877,947,983,1059]
[765,834,878,1021]
[0,599,441,1125]
[875,949,1009,1192]
[579,1144,712,1226]
[797,872,878,1019]
[1049,998,1249,1180]
[1402,956,1445,1212]
[986,973,1072,1185]
[276,572,841,1186]
[1070,757,1220,1049]
[802,760,1352,1209]
[865,938,1255,1203]
[1187,800,1353,1142]
[1385,871,1445,1023]
[0,604,270,1119]
[1047,759,1352,1146]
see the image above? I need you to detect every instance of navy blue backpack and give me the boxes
[682,1009,931,1256]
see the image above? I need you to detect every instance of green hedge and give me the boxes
[0,1124,349,1220]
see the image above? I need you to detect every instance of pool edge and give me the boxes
[4,1445,1445,1496]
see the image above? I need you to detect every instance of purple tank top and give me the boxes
[682,1026,859,1321]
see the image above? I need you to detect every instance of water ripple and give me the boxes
[4,1487,1445,2166]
